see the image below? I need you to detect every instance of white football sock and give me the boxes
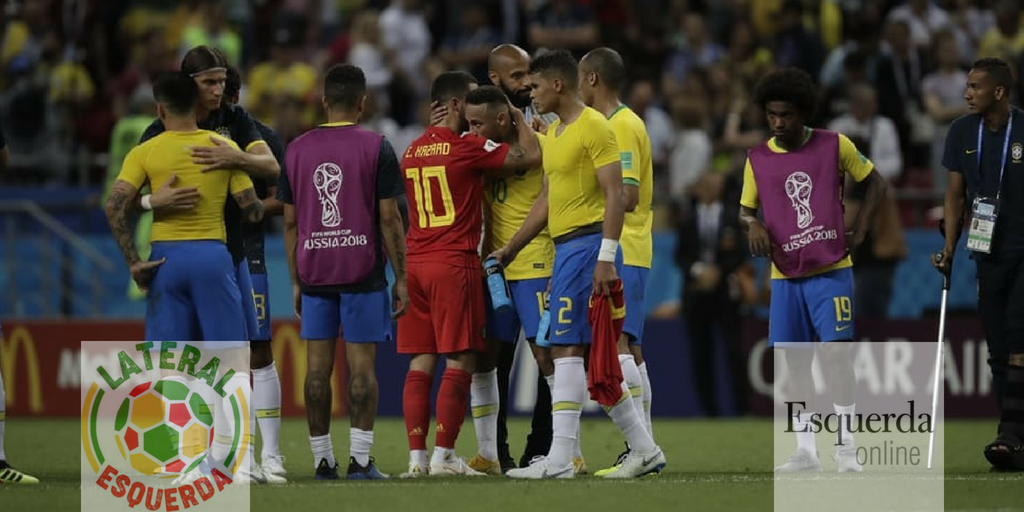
[619,355,645,431]
[549,357,584,468]
[545,373,579,458]
[244,377,256,472]
[310,434,336,468]
[605,382,656,454]
[211,372,251,472]
[410,449,428,468]
[834,403,856,449]
[0,368,6,461]
[637,362,653,436]
[431,446,454,465]
[793,412,817,456]
[253,362,282,460]
[350,428,373,467]
[471,369,499,461]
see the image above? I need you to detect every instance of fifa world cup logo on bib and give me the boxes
[784,171,814,229]
[314,163,343,227]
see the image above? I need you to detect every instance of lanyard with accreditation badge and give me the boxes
[967,111,1014,254]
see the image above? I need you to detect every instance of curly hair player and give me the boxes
[738,68,887,473]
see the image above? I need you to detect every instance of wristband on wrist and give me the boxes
[597,238,618,262]
[141,195,153,211]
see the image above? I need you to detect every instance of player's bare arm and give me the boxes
[0,146,8,172]
[596,161,625,241]
[935,171,966,274]
[485,108,543,178]
[193,137,280,180]
[594,160,624,295]
[739,205,771,257]
[492,174,549,265]
[379,197,409,318]
[622,181,639,212]
[105,180,165,291]
[505,107,542,170]
[262,185,285,217]
[232,186,265,223]
[847,169,888,253]
[283,204,301,318]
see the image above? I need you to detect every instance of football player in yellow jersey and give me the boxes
[460,85,556,476]
[494,49,665,479]
[579,47,661,476]
[106,72,263,342]
[740,69,886,474]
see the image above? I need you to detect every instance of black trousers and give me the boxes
[976,254,1024,410]
[686,295,746,416]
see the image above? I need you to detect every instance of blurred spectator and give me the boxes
[820,10,883,87]
[663,11,724,85]
[724,19,773,87]
[347,10,397,102]
[976,0,1024,63]
[844,167,908,319]
[380,0,432,123]
[626,79,673,177]
[110,29,176,120]
[772,0,824,77]
[885,0,951,52]
[818,50,870,125]
[922,30,969,196]
[720,93,767,175]
[948,0,996,65]
[526,0,598,58]
[828,83,903,182]
[675,172,748,416]
[246,26,318,128]
[360,88,402,152]
[180,0,242,66]
[437,3,500,82]
[875,19,927,166]
[668,96,711,200]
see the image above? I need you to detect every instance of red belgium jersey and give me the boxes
[401,126,510,258]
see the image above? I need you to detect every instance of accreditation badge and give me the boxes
[967,196,1000,253]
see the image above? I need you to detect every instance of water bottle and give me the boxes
[535,308,551,347]
[484,257,512,312]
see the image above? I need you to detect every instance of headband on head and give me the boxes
[189,67,227,78]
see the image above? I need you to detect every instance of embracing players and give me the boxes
[398,71,540,477]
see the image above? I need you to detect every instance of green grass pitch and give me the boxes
[2,418,1022,511]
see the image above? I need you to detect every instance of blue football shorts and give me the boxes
[146,241,247,343]
[485,277,549,343]
[300,289,392,343]
[769,267,855,346]
[549,232,623,346]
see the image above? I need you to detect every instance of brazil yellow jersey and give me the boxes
[484,133,554,280]
[544,106,620,239]
[740,131,874,279]
[609,105,654,268]
[117,130,254,243]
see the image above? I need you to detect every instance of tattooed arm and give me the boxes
[379,197,408,318]
[106,180,165,291]
[232,187,265,223]
[106,180,141,266]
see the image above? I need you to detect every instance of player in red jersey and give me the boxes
[398,71,541,477]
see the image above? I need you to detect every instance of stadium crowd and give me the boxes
[1,0,1022,314]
